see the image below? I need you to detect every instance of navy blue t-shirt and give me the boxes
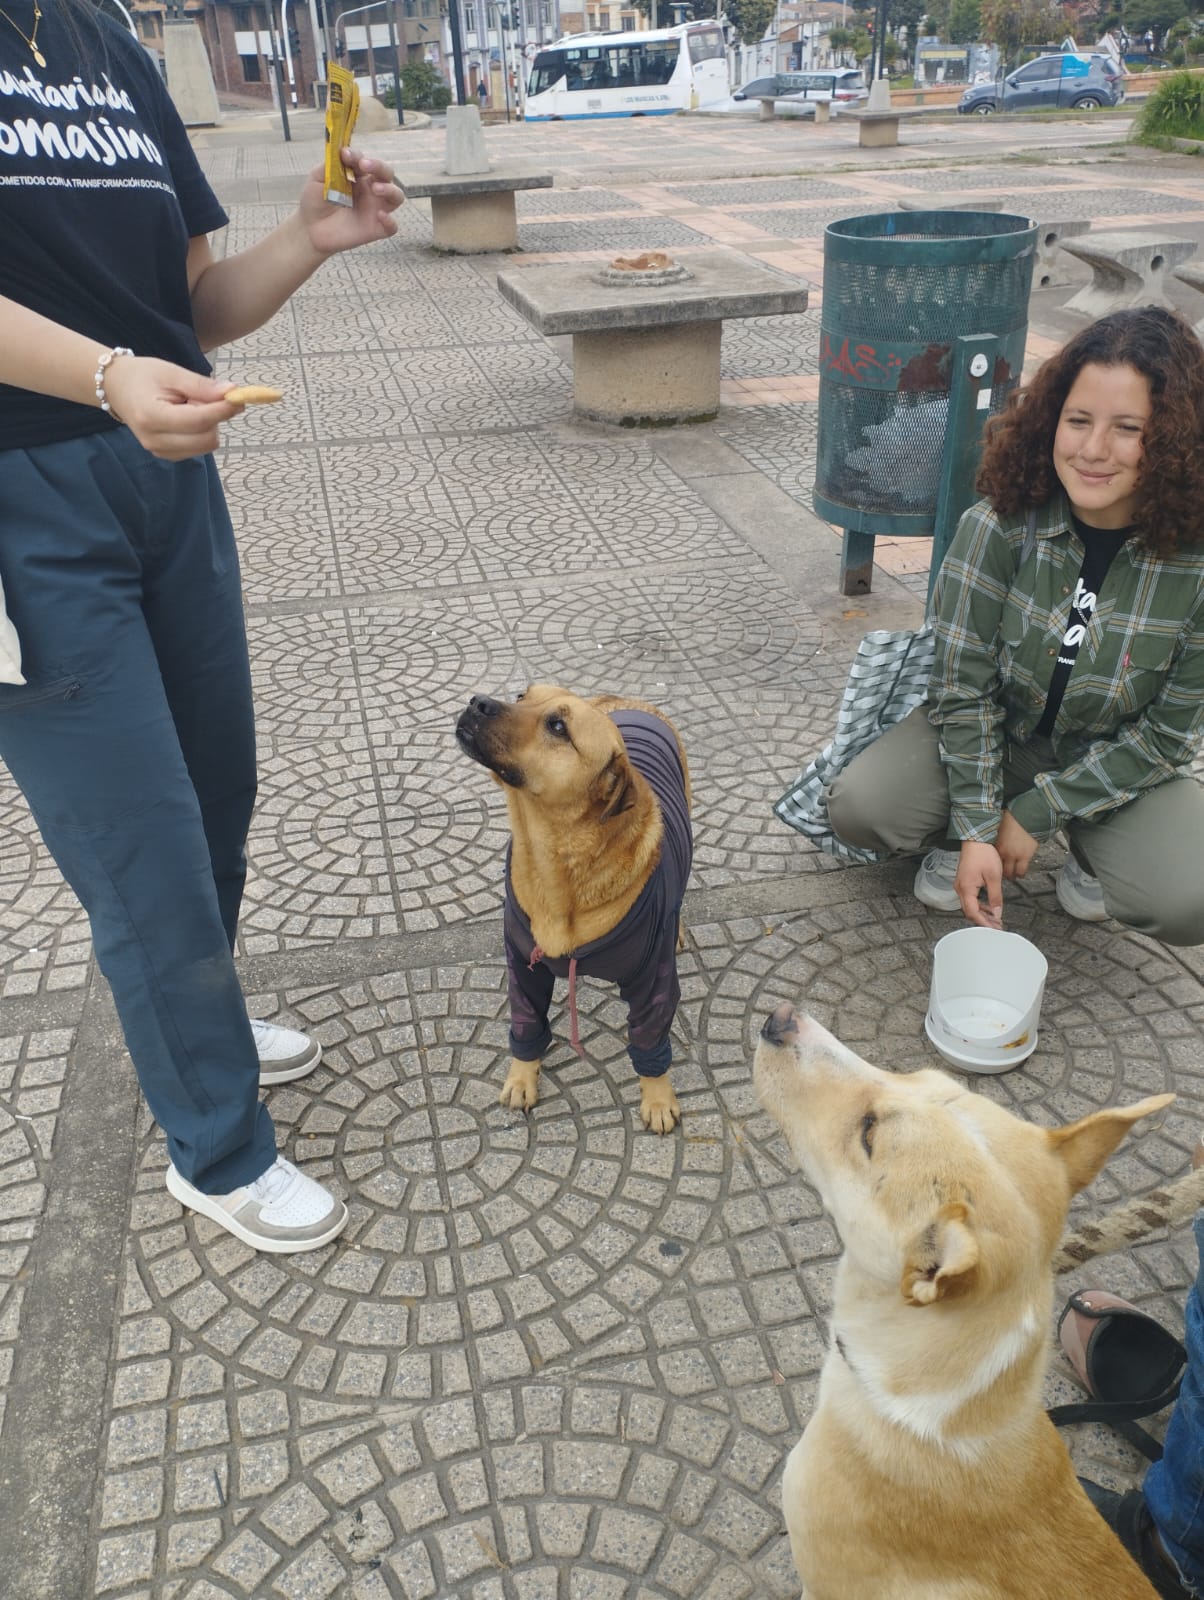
[0,4,229,449]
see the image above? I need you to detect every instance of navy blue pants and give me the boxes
[0,429,275,1193]
[1146,1211,1204,1595]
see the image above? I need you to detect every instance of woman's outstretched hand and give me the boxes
[100,357,247,460]
[297,150,404,255]
[955,840,1005,928]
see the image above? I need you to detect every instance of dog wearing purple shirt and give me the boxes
[455,684,693,1133]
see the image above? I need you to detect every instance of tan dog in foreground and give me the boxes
[456,685,692,1132]
[753,1003,1169,1600]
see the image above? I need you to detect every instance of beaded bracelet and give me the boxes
[94,346,134,419]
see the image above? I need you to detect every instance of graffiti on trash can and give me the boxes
[819,336,903,383]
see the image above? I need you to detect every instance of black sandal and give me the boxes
[1048,1289,1187,1462]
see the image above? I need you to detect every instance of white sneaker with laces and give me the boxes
[913,848,962,912]
[252,1019,322,1085]
[1056,856,1108,922]
[166,1155,348,1253]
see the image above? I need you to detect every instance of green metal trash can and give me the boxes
[814,210,1038,589]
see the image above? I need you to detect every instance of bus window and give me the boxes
[528,52,566,94]
[637,41,677,84]
[687,27,724,62]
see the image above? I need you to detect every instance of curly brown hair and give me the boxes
[976,307,1204,557]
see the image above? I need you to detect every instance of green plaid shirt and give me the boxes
[928,495,1204,843]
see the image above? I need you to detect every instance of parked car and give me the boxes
[957,52,1124,114]
[734,68,869,110]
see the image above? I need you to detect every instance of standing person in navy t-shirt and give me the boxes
[0,0,402,1253]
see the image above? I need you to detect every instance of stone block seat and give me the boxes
[496,250,810,426]
[1172,261,1204,335]
[844,106,927,148]
[896,197,1090,290]
[1059,230,1197,318]
[752,94,833,124]
[397,166,553,254]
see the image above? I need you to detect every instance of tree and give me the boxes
[948,0,982,41]
[888,0,930,36]
[979,0,1065,62]
[399,59,452,108]
[1123,0,1189,38]
[724,0,778,45]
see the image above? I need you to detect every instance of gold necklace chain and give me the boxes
[0,0,44,67]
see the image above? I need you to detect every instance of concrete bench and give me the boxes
[1031,217,1091,289]
[844,106,926,147]
[896,198,1090,289]
[495,250,809,426]
[1172,261,1204,335]
[397,167,553,254]
[750,94,832,124]
[1060,230,1198,317]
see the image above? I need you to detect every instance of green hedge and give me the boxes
[1134,69,1204,143]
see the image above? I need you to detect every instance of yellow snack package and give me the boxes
[324,64,360,207]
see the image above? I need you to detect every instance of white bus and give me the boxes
[523,22,729,121]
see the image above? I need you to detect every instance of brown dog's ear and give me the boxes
[592,753,635,822]
[1046,1094,1175,1194]
[901,1202,980,1306]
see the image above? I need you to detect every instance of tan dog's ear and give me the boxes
[1046,1094,1175,1194]
[593,753,635,821]
[901,1202,980,1306]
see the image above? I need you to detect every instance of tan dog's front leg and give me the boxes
[639,1073,680,1135]
[500,1057,541,1112]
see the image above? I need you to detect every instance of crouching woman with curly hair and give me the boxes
[827,306,1204,944]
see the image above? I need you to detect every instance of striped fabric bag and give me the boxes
[773,625,935,863]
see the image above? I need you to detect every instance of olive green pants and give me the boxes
[826,706,1204,946]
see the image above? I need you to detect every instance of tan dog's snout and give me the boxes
[760,1001,800,1046]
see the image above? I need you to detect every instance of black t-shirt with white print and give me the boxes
[1034,513,1133,738]
[0,3,228,449]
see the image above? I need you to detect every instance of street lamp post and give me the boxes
[335,0,406,123]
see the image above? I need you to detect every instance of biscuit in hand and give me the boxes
[224,384,283,406]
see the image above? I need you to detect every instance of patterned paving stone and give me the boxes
[0,1029,74,1431]
[516,219,713,253]
[665,179,869,205]
[713,404,821,504]
[516,190,637,215]
[723,206,851,239]
[95,899,1204,1597]
[11,128,1204,1600]
[721,312,822,379]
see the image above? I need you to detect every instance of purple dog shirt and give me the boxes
[503,710,692,1077]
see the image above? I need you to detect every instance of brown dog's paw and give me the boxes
[639,1075,681,1135]
[500,1058,541,1112]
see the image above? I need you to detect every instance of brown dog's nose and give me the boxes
[469,695,503,718]
[761,1003,800,1045]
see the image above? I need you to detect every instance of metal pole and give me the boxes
[873,0,888,83]
[318,0,333,71]
[271,5,292,138]
[387,0,404,123]
[447,0,467,102]
[282,0,298,104]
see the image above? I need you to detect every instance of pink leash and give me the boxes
[529,946,585,1058]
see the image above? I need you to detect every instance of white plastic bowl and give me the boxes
[925,927,1048,1073]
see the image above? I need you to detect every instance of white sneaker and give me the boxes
[166,1155,348,1254]
[252,1019,322,1085]
[1056,856,1108,922]
[913,848,962,912]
